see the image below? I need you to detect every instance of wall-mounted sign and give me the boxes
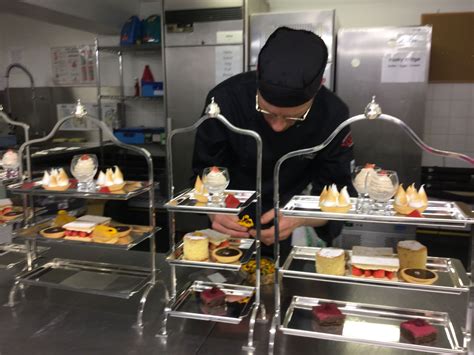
[51,45,96,86]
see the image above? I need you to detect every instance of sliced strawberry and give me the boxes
[408,210,422,218]
[211,166,220,173]
[364,270,372,277]
[79,232,87,238]
[386,271,394,280]
[80,154,89,160]
[225,194,240,208]
[2,207,12,214]
[365,163,376,169]
[64,230,71,236]
[352,266,363,276]
[373,270,385,278]
[99,186,110,193]
[218,240,230,249]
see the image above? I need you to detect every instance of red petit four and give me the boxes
[312,302,346,326]
[400,318,437,344]
[200,287,226,307]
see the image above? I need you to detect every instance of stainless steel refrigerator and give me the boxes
[165,7,244,191]
[336,26,432,183]
[250,9,336,91]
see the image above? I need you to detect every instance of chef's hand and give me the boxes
[209,214,250,238]
[249,210,304,246]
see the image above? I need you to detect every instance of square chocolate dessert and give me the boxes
[312,302,346,326]
[400,318,437,345]
[200,287,226,307]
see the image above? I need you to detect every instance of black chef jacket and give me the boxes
[192,71,354,257]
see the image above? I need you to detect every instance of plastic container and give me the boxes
[142,15,161,44]
[141,81,163,97]
[120,16,142,45]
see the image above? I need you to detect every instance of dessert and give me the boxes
[353,163,376,193]
[351,246,399,280]
[315,248,345,276]
[212,247,242,263]
[183,233,209,261]
[97,166,125,192]
[312,303,346,326]
[200,304,228,316]
[194,229,230,250]
[393,184,428,215]
[400,268,438,285]
[40,227,66,239]
[319,185,351,213]
[366,171,397,201]
[62,220,96,242]
[41,168,70,191]
[115,225,132,238]
[72,154,97,182]
[200,286,226,307]
[242,257,275,285]
[397,240,427,269]
[52,210,76,227]
[1,211,23,221]
[1,149,19,170]
[225,194,240,208]
[194,176,208,203]
[238,214,254,228]
[92,225,118,244]
[400,318,437,344]
[116,235,133,245]
[203,166,228,191]
[0,198,12,210]
[76,215,111,225]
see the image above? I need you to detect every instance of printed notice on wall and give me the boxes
[215,45,243,85]
[51,45,96,86]
[381,51,427,83]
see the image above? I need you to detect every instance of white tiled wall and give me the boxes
[422,83,474,168]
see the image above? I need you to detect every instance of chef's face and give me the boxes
[257,92,313,132]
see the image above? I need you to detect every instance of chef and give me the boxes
[192,27,354,258]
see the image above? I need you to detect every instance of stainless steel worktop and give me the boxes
[0,245,471,354]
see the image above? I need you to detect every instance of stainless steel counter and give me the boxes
[0,245,471,354]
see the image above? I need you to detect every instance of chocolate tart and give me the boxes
[40,227,66,239]
[115,225,132,238]
[212,247,242,263]
[1,211,23,221]
[400,268,438,285]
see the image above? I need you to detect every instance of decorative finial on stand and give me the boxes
[73,99,87,118]
[205,97,221,117]
[364,95,382,120]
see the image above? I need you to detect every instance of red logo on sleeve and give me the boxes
[341,132,354,148]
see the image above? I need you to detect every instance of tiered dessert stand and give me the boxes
[269,97,474,354]
[0,106,48,270]
[161,98,266,351]
[6,100,162,328]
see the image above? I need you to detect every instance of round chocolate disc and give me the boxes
[215,247,240,257]
[404,268,436,279]
[43,227,65,233]
[4,211,22,216]
[115,226,131,232]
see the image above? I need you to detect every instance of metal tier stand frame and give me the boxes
[268,97,474,354]
[6,100,164,329]
[0,106,38,270]
[159,98,266,351]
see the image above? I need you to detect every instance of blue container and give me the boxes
[114,127,165,144]
[120,16,142,45]
[141,81,163,97]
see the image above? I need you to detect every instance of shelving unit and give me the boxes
[160,99,266,351]
[95,37,164,129]
[6,101,163,328]
[269,97,474,354]
[0,107,43,270]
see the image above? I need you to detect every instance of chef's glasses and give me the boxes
[255,94,312,122]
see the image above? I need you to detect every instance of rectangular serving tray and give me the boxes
[168,281,255,324]
[17,258,152,299]
[7,179,152,201]
[165,188,256,215]
[281,296,465,353]
[14,221,159,250]
[0,243,49,269]
[166,237,255,271]
[282,196,473,229]
[280,246,470,294]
